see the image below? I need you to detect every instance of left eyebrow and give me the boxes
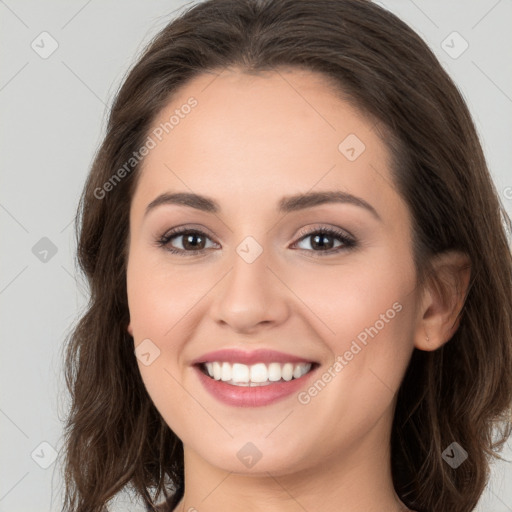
[144,190,381,221]
[278,190,381,221]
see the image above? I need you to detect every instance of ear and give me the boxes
[414,251,471,351]
[127,321,133,337]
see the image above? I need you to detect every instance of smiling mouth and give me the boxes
[197,361,319,387]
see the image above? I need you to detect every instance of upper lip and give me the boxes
[191,348,318,366]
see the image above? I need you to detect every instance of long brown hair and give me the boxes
[62,1,512,511]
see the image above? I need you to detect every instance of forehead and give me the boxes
[133,67,401,219]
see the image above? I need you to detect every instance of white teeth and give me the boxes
[221,362,231,381]
[282,363,293,381]
[268,362,281,381]
[202,361,312,386]
[212,362,221,380]
[232,363,250,382]
[250,363,268,383]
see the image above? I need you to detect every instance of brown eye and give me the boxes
[292,226,356,256]
[157,228,218,255]
[180,232,207,250]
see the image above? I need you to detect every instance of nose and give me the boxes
[209,243,291,335]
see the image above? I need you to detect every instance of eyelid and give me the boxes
[156,223,357,256]
[290,224,356,255]
[158,223,217,241]
[293,223,355,243]
[158,223,354,242]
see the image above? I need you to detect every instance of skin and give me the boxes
[126,67,470,512]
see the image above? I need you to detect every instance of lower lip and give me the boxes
[194,365,318,407]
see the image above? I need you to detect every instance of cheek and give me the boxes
[290,270,416,449]
[127,238,417,367]
[125,236,419,466]
[319,254,416,407]
[289,249,416,403]
[288,249,415,342]
[126,252,205,432]
[126,250,208,341]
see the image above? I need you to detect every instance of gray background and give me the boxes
[1,0,511,510]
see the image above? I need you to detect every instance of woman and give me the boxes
[62,1,512,511]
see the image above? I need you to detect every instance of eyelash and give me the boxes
[156,224,357,257]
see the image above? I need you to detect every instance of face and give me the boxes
[126,67,421,476]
